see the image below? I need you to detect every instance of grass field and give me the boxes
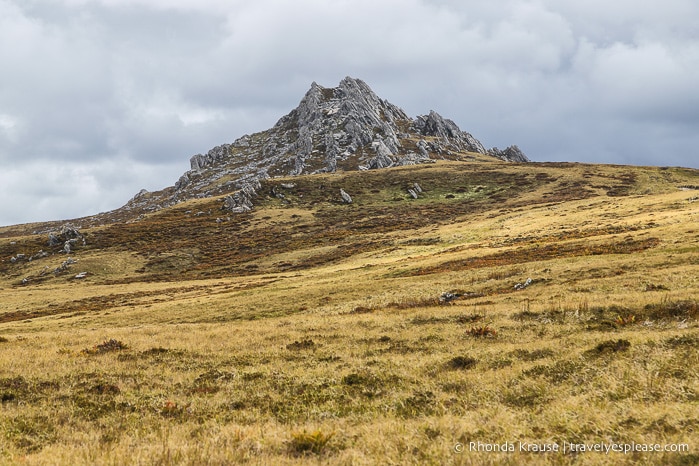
[1,161,698,465]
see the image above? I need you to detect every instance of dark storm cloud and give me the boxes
[1,0,697,225]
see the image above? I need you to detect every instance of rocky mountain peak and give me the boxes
[269,76,410,175]
[123,77,529,217]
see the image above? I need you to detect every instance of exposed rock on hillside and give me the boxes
[413,111,486,154]
[222,178,262,213]
[488,145,529,163]
[47,224,86,254]
[114,77,528,219]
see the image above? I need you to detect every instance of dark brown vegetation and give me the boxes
[0,161,698,465]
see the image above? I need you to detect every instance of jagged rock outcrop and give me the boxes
[48,224,86,254]
[488,145,530,163]
[190,144,232,172]
[269,77,413,175]
[222,178,262,213]
[408,183,424,199]
[413,111,487,154]
[118,77,528,217]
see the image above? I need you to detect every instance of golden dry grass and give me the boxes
[0,161,698,465]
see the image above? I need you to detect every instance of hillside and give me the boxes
[0,77,526,232]
[1,160,698,465]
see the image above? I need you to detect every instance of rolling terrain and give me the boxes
[1,160,698,465]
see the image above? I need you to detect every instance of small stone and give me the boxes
[514,278,533,290]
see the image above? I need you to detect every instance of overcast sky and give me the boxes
[1,0,698,226]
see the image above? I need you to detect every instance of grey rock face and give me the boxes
[413,111,487,154]
[63,240,77,254]
[48,233,61,247]
[514,277,533,290]
[190,144,232,171]
[340,189,353,204]
[222,177,262,213]
[47,224,85,253]
[270,77,410,175]
[31,250,49,261]
[488,145,530,162]
[118,77,528,217]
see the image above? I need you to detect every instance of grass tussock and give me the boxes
[468,325,498,338]
[288,429,336,456]
[80,339,128,355]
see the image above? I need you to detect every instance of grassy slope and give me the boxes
[0,161,698,465]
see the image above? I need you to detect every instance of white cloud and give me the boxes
[0,114,19,143]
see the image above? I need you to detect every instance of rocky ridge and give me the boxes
[120,77,528,217]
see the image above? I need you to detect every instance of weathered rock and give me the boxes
[439,292,462,304]
[175,172,191,190]
[394,151,434,166]
[48,224,85,254]
[489,145,530,163]
[222,177,262,213]
[55,257,77,275]
[30,250,48,261]
[63,239,78,254]
[112,77,528,217]
[340,189,353,204]
[514,278,533,290]
[413,111,487,153]
[48,233,61,246]
[367,140,395,169]
[190,144,231,171]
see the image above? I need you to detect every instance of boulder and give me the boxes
[48,224,85,253]
[48,233,61,246]
[222,178,262,213]
[340,189,353,204]
[488,145,530,163]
